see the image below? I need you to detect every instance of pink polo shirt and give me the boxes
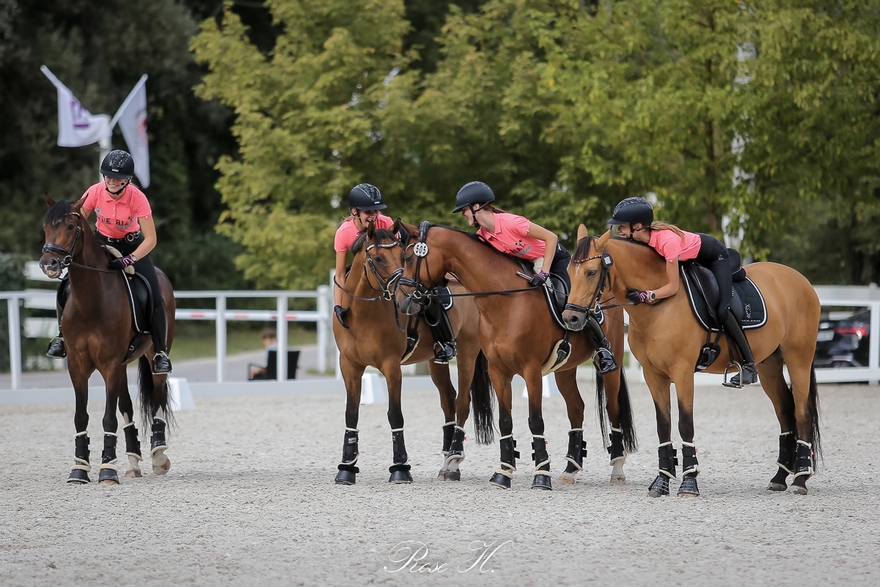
[476,212,545,261]
[333,214,394,253]
[81,182,152,239]
[648,228,702,262]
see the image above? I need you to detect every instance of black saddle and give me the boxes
[679,249,767,332]
[518,261,569,329]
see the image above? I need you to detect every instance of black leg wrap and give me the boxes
[150,418,167,452]
[490,436,519,489]
[68,434,91,484]
[608,429,625,463]
[74,433,90,463]
[565,429,587,470]
[441,422,455,455]
[681,443,699,476]
[388,429,412,484]
[123,424,142,458]
[448,427,465,459]
[794,440,814,479]
[335,429,360,485]
[649,443,677,496]
[531,436,552,491]
[101,434,117,465]
[777,432,797,474]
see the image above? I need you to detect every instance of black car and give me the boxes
[814,309,871,368]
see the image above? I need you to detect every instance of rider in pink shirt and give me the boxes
[608,196,756,386]
[453,181,618,374]
[333,184,456,364]
[46,150,172,374]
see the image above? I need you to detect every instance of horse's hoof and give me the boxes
[152,457,171,476]
[98,468,119,485]
[67,469,90,484]
[531,474,552,491]
[335,470,357,485]
[489,472,511,489]
[125,469,143,478]
[441,469,461,481]
[767,482,787,491]
[677,475,700,497]
[558,473,576,485]
[610,474,627,486]
[791,485,808,495]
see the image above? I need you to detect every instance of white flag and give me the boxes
[111,75,150,188]
[41,65,111,147]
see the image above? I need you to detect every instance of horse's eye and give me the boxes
[404,255,414,264]
[67,222,76,230]
[587,269,597,277]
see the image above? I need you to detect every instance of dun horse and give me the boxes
[563,227,822,495]
[333,221,494,484]
[395,224,637,490]
[40,197,176,484]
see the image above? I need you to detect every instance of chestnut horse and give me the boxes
[333,220,494,485]
[39,197,176,485]
[563,226,822,496]
[395,224,637,490]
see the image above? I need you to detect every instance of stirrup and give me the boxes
[593,348,618,375]
[722,362,757,388]
[433,344,455,365]
[152,352,172,374]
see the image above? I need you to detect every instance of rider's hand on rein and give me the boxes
[529,270,550,287]
[108,254,137,271]
[626,289,656,305]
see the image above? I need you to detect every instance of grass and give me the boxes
[169,322,318,361]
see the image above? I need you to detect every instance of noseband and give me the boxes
[42,212,83,268]
[566,251,611,316]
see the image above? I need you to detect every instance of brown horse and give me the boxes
[40,197,176,484]
[563,226,822,496]
[394,224,637,490]
[333,220,494,484]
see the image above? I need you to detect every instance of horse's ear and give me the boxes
[365,220,376,239]
[391,218,401,235]
[71,198,84,214]
[597,229,611,249]
[44,194,55,207]
[576,224,589,242]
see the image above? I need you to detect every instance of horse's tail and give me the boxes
[596,370,639,453]
[470,350,495,445]
[808,361,822,469]
[137,355,174,430]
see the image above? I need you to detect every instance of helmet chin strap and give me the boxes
[105,178,131,196]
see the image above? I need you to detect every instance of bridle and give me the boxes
[42,212,83,269]
[565,246,622,318]
[334,234,404,303]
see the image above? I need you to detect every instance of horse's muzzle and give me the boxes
[395,292,420,317]
[562,309,587,332]
[39,257,62,280]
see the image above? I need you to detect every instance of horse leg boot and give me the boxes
[648,442,677,497]
[790,439,814,495]
[389,428,412,484]
[724,309,757,386]
[559,429,587,485]
[423,300,456,364]
[677,442,700,497]
[68,431,91,484]
[150,417,171,474]
[98,433,120,485]
[608,428,627,485]
[489,435,519,489]
[123,421,143,478]
[441,426,466,481]
[584,313,618,374]
[46,279,68,358]
[531,436,552,491]
[150,300,173,374]
[768,431,797,491]
[335,428,360,485]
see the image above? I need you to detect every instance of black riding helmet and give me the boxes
[101,150,135,179]
[348,183,386,211]
[453,181,494,213]
[607,197,654,226]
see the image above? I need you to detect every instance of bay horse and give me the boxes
[333,220,494,484]
[394,224,637,490]
[40,197,176,484]
[563,226,822,496]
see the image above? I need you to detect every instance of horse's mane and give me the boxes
[44,199,73,226]
[572,234,662,262]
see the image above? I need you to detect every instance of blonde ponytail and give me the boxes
[649,221,686,243]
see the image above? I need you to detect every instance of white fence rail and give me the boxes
[3,284,879,390]
[2,287,333,390]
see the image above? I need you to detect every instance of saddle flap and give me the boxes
[680,266,768,332]
[124,273,154,334]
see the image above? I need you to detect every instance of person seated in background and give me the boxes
[248,329,278,380]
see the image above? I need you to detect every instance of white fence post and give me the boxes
[215,294,226,383]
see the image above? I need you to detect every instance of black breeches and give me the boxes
[696,233,732,317]
[96,232,163,310]
[548,243,571,292]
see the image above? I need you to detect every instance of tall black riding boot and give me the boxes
[46,280,68,358]
[584,313,618,374]
[724,309,757,386]
[150,301,172,374]
[424,299,457,365]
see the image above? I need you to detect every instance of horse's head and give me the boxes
[350,219,406,300]
[563,224,613,331]
[395,222,450,316]
[40,195,87,279]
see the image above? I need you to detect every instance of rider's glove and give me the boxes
[626,290,656,305]
[108,254,137,271]
[529,270,550,287]
[334,304,350,329]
